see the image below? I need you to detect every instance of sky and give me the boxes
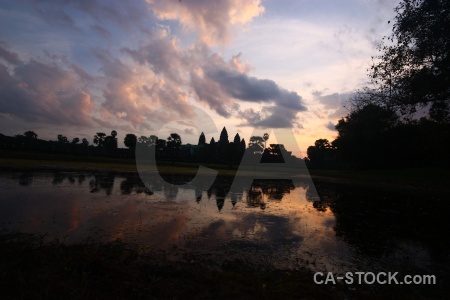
[0,0,399,157]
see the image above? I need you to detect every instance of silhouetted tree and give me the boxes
[149,135,158,147]
[104,130,118,149]
[263,132,269,149]
[307,139,336,169]
[333,104,398,168]
[156,138,166,154]
[24,131,37,139]
[71,137,80,144]
[81,138,89,146]
[248,136,265,154]
[138,136,149,146]
[93,132,106,147]
[124,133,137,149]
[365,0,450,122]
[57,134,69,144]
[265,144,289,163]
[167,133,182,156]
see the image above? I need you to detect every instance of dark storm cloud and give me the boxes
[209,69,306,111]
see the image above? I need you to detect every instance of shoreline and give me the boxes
[1,153,449,194]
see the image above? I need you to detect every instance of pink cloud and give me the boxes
[0,59,94,126]
[148,0,264,45]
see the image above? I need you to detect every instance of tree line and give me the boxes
[0,126,300,165]
[307,0,450,170]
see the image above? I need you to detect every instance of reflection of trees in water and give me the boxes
[52,172,86,186]
[78,174,85,185]
[245,180,296,209]
[18,172,33,186]
[52,172,65,185]
[254,179,295,201]
[163,183,178,200]
[89,173,115,195]
[313,200,327,212]
[67,175,75,184]
[314,181,450,261]
[247,186,265,210]
[120,176,153,195]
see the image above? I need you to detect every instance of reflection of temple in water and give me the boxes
[46,172,305,209]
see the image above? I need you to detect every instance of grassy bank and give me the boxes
[0,150,238,176]
[1,150,449,192]
[309,168,450,193]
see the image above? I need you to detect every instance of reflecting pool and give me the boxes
[1,171,449,277]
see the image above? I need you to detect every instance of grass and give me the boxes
[1,149,449,192]
[309,168,450,192]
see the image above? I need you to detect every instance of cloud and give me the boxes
[325,121,336,131]
[122,34,306,128]
[35,7,79,31]
[89,25,111,39]
[148,0,264,45]
[188,51,307,127]
[209,69,306,110]
[183,128,194,135]
[237,105,303,128]
[70,63,94,83]
[0,44,22,65]
[313,90,354,119]
[95,47,196,131]
[28,0,151,32]
[0,58,94,126]
[121,31,185,84]
[1,0,305,135]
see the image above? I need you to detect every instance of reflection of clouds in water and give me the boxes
[6,172,446,275]
[194,213,303,251]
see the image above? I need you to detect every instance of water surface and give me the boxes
[1,171,449,276]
